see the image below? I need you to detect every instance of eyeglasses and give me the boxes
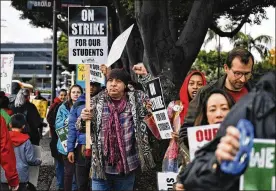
[230,69,252,80]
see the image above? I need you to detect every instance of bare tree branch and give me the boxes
[210,13,250,38]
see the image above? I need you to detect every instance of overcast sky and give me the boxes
[1,1,275,60]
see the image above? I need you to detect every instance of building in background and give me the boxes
[0,41,63,91]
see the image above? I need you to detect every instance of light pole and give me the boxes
[51,0,57,104]
[217,36,221,79]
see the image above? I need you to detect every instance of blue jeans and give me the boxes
[92,172,135,191]
[55,159,64,189]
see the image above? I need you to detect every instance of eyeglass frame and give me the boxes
[230,69,252,80]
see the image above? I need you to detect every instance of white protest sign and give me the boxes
[187,124,220,160]
[157,172,178,190]
[90,63,105,84]
[240,139,275,191]
[28,145,41,187]
[68,7,108,64]
[106,24,134,67]
[1,54,14,94]
[146,78,173,139]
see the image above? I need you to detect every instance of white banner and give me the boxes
[187,124,220,160]
[157,172,178,190]
[1,54,14,94]
[90,63,105,84]
[68,7,108,65]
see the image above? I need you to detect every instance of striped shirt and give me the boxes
[101,100,140,174]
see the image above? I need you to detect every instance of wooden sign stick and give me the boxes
[84,64,91,150]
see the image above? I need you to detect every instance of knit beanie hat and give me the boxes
[107,68,131,86]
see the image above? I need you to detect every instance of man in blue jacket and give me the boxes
[67,81,102,191]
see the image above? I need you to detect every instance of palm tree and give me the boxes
[230,32,272,59]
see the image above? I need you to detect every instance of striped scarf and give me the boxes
[103,96,128,174]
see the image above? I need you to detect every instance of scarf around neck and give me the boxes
[103,96,129,174]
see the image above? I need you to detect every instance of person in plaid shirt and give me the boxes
[78,67,156,190]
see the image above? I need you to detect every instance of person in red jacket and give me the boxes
[0,116,19,191]
[179,70,207,125]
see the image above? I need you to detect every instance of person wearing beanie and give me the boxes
[77,67,156,190]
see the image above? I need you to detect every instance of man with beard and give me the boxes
[67,81,102,191]
[179,47,255,146]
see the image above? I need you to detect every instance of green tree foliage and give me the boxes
[230,32,272,59]
[253,56,276,83]
[57,32,68,68]
[192,50,227,82]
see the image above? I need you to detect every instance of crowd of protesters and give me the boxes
[1,47,275,191]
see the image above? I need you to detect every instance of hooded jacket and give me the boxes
[67,94,85,153]
[179,70,207,124]
[0,116,19,187]
[177,71,276,191]
[1,131,41,183]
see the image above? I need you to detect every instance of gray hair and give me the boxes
[15,89,30,107]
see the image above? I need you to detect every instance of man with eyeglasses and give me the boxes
[179,47,254,145]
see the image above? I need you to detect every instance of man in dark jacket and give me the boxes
[179,47,255,146]
[176,71,276,191]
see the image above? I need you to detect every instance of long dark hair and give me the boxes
[194,89,235,126]
[67,84,83,108]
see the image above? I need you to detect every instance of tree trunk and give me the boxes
[135,0,216,101]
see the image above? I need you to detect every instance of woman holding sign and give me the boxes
[55,85,83,191]
[175,71,276,191]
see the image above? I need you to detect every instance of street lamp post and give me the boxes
[51,0,57,104]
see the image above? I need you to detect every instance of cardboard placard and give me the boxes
[146,78,173,139]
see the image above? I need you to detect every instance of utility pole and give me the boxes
[217,36,221,79]
[51,0,57,104]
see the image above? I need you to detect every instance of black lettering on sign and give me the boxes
[158,122,170,131]
[91,70,102,78]
[156,112,166,122]
[92,64,100,70]
[72,49,103,56]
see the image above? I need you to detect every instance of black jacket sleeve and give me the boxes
[27,103,42,145]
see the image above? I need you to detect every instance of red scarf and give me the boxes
[103,96,129,174]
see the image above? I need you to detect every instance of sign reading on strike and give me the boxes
[146,78,173,139]
[1,54,14,94]
[240,139,275,191]
[187,124,220,160]
[68,7,108,65]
